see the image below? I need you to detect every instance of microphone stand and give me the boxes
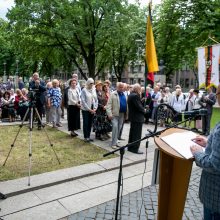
[103,116,197,220]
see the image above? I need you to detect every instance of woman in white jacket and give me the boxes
[67,79,81,137]
[81,78,98,142]
[170,88,185,122]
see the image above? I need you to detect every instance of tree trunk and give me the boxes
[86,43,96,79]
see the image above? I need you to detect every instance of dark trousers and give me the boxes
[35,103,43,127]
[202,114,212,135]
[128,122,143,153]
[82,110,93,139]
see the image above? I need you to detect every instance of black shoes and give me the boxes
[71,131,78,137]
[128,150,144,154]
[84,138,94,142]
[135,151,144,154]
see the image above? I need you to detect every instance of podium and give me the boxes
[154,128,194,220]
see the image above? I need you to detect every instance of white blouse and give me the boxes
[68,88,80,106]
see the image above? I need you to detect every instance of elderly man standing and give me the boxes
[127,84,146,154]
[106,82,127,149]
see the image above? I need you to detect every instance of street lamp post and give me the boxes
[135,39,143,84]
[3,61,7,83]
[15,59,19,88]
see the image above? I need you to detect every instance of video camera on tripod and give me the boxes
[28,88,40,105]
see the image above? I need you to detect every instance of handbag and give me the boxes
[104,117,112,132]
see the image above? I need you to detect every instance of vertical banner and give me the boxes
[198,44,220,88]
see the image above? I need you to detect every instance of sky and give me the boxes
[0,0,14,19]
[129,0,161,7]
[0,0,161,19]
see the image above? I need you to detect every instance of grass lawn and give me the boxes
[211,107,220,129]
[0,125,116,181]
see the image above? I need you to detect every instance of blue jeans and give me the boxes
[111,113,124,146]
[204,207,220,220]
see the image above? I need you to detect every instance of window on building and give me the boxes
[138,65,142,72]
[185,78,189,88]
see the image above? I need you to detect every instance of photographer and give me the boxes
[28,72,46,129]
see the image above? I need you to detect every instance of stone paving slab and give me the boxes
[0,191,42,216]
[33,180,89,203]
[3,201,70,220]
[123,173,152,194]
[58,182,123,214]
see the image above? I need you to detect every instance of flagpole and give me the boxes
[144,0,152,107]
[144,60,148,107]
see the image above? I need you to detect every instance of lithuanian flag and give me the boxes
[145,2,159,85]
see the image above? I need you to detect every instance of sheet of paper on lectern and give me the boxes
[160,131,201,159]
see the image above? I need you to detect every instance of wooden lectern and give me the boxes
[154,128,194,220]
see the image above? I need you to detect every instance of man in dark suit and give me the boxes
[28,72,46,129]
[200,87,216,136]
[127,83,146,154]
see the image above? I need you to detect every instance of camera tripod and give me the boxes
[3,102,61,186]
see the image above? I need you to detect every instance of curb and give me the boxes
[3,158,147,198]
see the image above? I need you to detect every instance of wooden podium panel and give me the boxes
[154,128,193,220]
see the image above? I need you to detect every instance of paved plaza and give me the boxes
[0,116,203,220]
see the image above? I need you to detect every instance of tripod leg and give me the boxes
[34,107,61,164]
[3,107,30,166]
[28,107,34,186]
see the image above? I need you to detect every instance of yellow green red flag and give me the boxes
[145,3,159,73]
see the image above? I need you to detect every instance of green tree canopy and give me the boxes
[154,0,220,76]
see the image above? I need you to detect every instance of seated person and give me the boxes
[1,91,15,122]
[14,89,29,120]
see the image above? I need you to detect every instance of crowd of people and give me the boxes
[0,72,217,147]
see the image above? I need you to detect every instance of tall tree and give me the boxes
[7,0,128,79]
[109,4,146,81]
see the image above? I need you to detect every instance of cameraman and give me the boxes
[28,72,46,129]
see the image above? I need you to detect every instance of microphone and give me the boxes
[182,108,207,116]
